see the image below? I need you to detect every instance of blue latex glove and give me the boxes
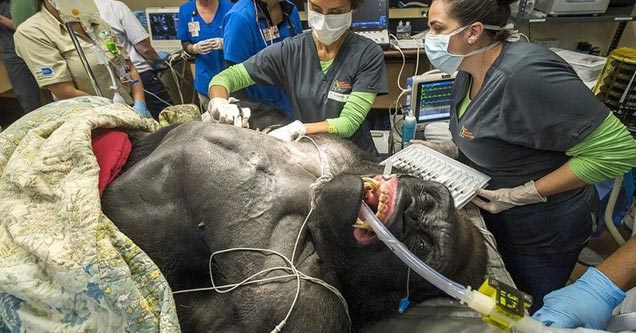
[157,51,170,61]
[133,100,151,118]
[533,267,626,329]
[150,51,170,70]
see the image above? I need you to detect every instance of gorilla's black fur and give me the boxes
[101,107,487,332]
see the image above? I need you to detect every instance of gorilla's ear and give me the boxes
[242,102,291,132]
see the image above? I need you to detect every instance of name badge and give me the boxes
[327,90,350,103]
[261,26,280,41]
[188,21,200,37]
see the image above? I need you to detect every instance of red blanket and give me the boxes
[91,129,132,196]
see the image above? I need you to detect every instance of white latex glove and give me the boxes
[192,40,214,54]
[206,97,228,122]
[209,38,223,50]
[410,139,459,159]
[268,120,306,141]
[205,97,251,127]
[239,107,251,128]
[472,180,547,214]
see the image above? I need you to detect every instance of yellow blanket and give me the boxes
[0,97,196,332]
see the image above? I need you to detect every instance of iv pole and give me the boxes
[55,0,120,99]
[66,22,103,97]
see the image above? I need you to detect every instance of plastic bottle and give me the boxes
[403,76,413,114]
[401,114,416,148]
[396,20,406,39]
[404,21,412,39]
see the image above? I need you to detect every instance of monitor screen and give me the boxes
[415,79,454,122]
[148,12,180,41]
[351,0,388,30]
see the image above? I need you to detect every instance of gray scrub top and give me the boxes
[243,31,388,154]
[450,42,608,195]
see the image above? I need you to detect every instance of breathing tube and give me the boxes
[360,202,609,333]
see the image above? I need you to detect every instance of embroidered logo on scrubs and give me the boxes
[459,125,474,140]
[328,79,352,103]
[35,67,55,80]
[335,80,351,90]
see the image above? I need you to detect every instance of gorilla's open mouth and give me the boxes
[353,175,398,244]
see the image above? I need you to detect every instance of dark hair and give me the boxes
[440,0,515,42]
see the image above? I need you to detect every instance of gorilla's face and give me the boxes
[312,173,482,305]
[355,175,456,257]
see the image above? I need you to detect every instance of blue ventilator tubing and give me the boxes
[360,202,610,333]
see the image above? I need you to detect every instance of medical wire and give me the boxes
[143,88,173,107]
[389,34,407,91]
[405,267,411,298]
[166,54,185,105]
[414,45,420,77]
[65,25,102,97]
[172,135,351,333]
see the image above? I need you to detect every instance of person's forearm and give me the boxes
[134,39,161,61]
[127,61,145,102]
[182,41,195,55]
[597,237,636,291]
[47,81,91,100]
[0,15,15,30]
[534,162,587,197]
[209,85,229,99]
[304,121,330,135]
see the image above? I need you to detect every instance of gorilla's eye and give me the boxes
[418,190,435,211]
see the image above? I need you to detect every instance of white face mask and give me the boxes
[307,9,352,46]
[424,25,501,75]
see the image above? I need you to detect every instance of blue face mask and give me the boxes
[424,26,469,75]
[424,25,502,75]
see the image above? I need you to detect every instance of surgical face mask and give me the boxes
[424,25,499,75]
[307,9,352,46]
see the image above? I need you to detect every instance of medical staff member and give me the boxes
[94,0,174,119]
[177,0,232,110]
[418,0,636,313]
[14,0,150,117]
[208,0,388,155]
[533,236,636,330]
[0,0,41,113]
[222,0,302,118]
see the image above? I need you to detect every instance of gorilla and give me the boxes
[101,119,487,332]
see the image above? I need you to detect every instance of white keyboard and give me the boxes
[380,144,490,209]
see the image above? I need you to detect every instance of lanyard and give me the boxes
[254,0,297,46]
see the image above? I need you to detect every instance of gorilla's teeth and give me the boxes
[362,177,380,189]
[379,192,388,203]
[377,202,385,213]
[352,218,374,231]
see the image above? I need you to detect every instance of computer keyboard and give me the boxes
[380,144,490,209]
